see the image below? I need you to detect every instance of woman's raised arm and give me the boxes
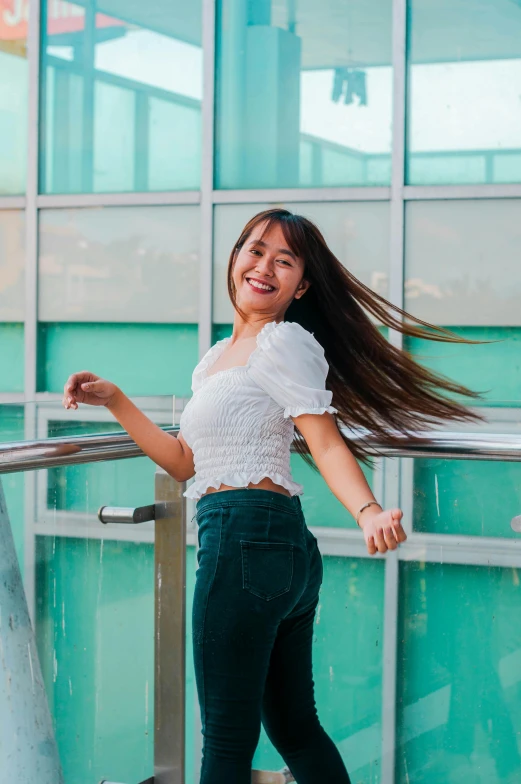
[293,412,406,556]
[63,371,194,482]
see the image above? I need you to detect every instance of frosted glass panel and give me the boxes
[213,202,390,323]
[406,0,521,185]
[40,0,202,193]
[0,210,24,321]
[39,206,200,323]
[0,6,28,195]
[404,200,521,326]
[215,0,392,189]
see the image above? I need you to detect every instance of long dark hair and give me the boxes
[227,208,484,464]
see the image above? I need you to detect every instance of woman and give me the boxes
[63,209,481,783]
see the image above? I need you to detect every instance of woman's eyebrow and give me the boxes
[249,238,297,261]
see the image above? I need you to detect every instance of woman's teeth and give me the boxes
[247,279,275,292]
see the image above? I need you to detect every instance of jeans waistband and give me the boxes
[196,488,302,515]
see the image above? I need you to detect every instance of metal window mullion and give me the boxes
[382,0,407,781]
[82,0,96,193]
[381,550,399,782]
[36,191,200,207]
[0,393,25,404]
[24,0,42,625]
[134,92,150,192]
[0,197,26,209]
[199,0,217,359]
[404,183,521,201]
[211,186,391,204]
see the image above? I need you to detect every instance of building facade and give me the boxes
[1,0,521,782]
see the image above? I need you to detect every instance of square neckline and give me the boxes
[203,320,281,383]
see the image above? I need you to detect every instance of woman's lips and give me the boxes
[246,277,276,294]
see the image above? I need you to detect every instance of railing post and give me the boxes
[154,470,187,784]
[0,479,64,783]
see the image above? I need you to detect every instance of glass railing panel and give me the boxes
[398,449,521,783]
[35,528,156,783]
[396,560,521,784]
[0,402,25,442]
[33,455,157,784]
[0,403,26,571]
[0,453,194,784]
[412,457,521,538]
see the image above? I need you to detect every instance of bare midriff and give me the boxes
[203,476,291,497]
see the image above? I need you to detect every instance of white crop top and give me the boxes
[179,320,337,500]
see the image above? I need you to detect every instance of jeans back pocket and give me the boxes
[240,541,294,601]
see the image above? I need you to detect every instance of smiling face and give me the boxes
[231,221,310,320]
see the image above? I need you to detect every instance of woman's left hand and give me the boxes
[359,508,407,555]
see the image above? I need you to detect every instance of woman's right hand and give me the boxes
[63,371,120,410]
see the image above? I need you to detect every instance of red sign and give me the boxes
[1,0,125,42]
[0,0,28,40]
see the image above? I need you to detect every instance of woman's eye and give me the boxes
[278,259,291,266]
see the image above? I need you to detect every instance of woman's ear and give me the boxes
[294,278,310,300]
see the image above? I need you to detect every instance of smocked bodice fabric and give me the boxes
[179,321,337,500]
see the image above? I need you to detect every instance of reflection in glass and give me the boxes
[0,209,23,412]
[39,205,200,323]
[0,210,25,320]
[0,0,28,194]
[215,0,392,189]
[407,0,521,185]
[213,202,390,323]
[397,562,521,783]
[40,0,202,193]
[404,200,521,326]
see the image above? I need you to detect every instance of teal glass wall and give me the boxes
[292,454,374,530]
[397,562,521,783]
[40,0,202,193]
[413,458,521,538]
[0,210,25,391]
[215,0,392,189]
[38,205,200,395]
[406,0,521,185]
[0,1,28,194]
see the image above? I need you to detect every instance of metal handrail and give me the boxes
[0,427,178,474]
[2,426,521,474]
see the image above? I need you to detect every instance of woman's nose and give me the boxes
[254,257,274,275]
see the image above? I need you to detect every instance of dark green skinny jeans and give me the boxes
[193,489,351,783]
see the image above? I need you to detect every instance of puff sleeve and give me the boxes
[248,322,337,418]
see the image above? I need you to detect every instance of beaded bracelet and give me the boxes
[355,500,382,527]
